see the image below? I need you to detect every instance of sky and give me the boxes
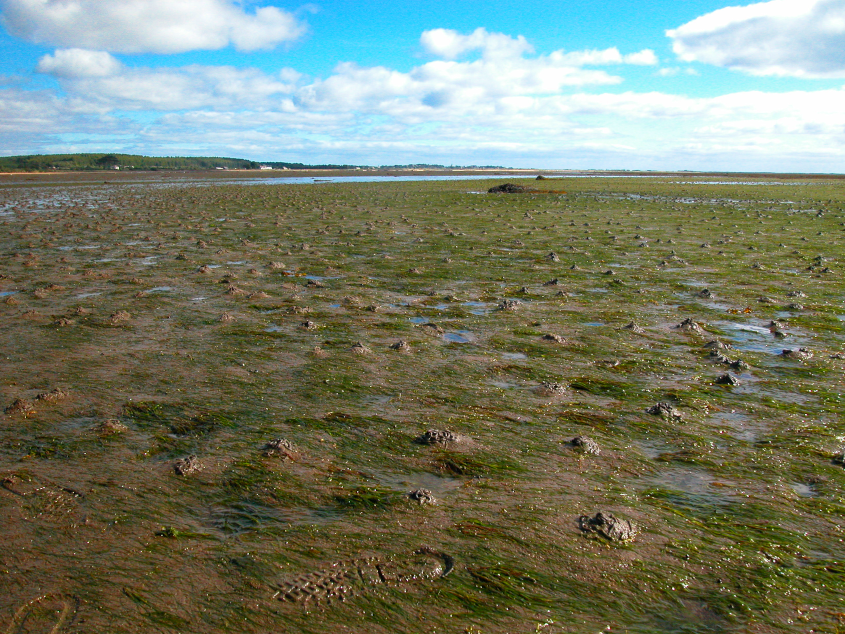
[2,0,845,172]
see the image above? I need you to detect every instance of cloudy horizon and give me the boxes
[2,0,845,172]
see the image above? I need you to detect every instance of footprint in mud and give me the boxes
[272,547,454,606]
[2,594,79,634]
[1,473,84,526]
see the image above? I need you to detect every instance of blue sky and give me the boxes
[2,0,845,171]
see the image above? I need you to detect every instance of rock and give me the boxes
[698,289,713,298]
[108,310,131,325]
[35,388,69,402]
[174,455,201,476]
[833,450,845,466]
[263,438,297,459]
[407,488,436,504]
[673,318,704,335]
[570,436,601,455]
[578,512,638,542]
[546,252,560,262]
[781,348,813,360]
[703,340,732,351]
[646,402,682,420]
[497,299,522,311]
[300,320,317,330]
[421,323,444,335]
[623,321,644,334]
[709,351,731,364]
[488,183,528,194]
[349,342,372,354]
[94,419,127,436]
[4,398,35,416]
[728,359,749,372]
[715,373,741,385]
[415,429,460,445]
[390,340,411,351]
[534,382,567,397]
[541,333,565,343]
[543,278,559,286]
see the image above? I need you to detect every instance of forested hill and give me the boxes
[0,154,261,171]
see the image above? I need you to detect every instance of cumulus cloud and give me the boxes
[667,0,845,78]
[11,23,845,170]
[40,63,303,111]
[0,0,306,53]
[421,27,533,59]
[36,48,123,78]
[39,29,656,115]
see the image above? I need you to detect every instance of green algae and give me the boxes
[1,174,845,633]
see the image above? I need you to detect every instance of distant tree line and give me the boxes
[0,154,508,172]
[0,153,261,171]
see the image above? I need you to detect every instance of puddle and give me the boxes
[444,330,473,343]
[490,380,520,389]
[637,439,671,459]
[148,286,173,293]
[265,325,284,332]
[409,316,428,324]
[790,482,817,498]
[463,301,493,315]
[76,292,102,298]
[191,297,207,302]
[708,410,759,442]
[646,466,736,514]
[501,352,527,360]
[584,321,605,327]
[373,471,464,497]
[0,291,17,297]
[721,321,811,354]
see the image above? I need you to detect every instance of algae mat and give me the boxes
[1,176,844,633]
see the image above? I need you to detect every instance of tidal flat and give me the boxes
[1,174,844,633]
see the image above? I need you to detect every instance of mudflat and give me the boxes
[1,174,844,633]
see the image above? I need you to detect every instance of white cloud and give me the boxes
[38,59,302,110]
[667,0,845,78]
[9,25,845,170]
[40,30,647,116]
[421,27,533,60]
[0,0,306,53]
[36,48,122,78]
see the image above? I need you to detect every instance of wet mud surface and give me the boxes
[2,175,845,632]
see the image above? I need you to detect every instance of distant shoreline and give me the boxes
[1,167,843,185]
